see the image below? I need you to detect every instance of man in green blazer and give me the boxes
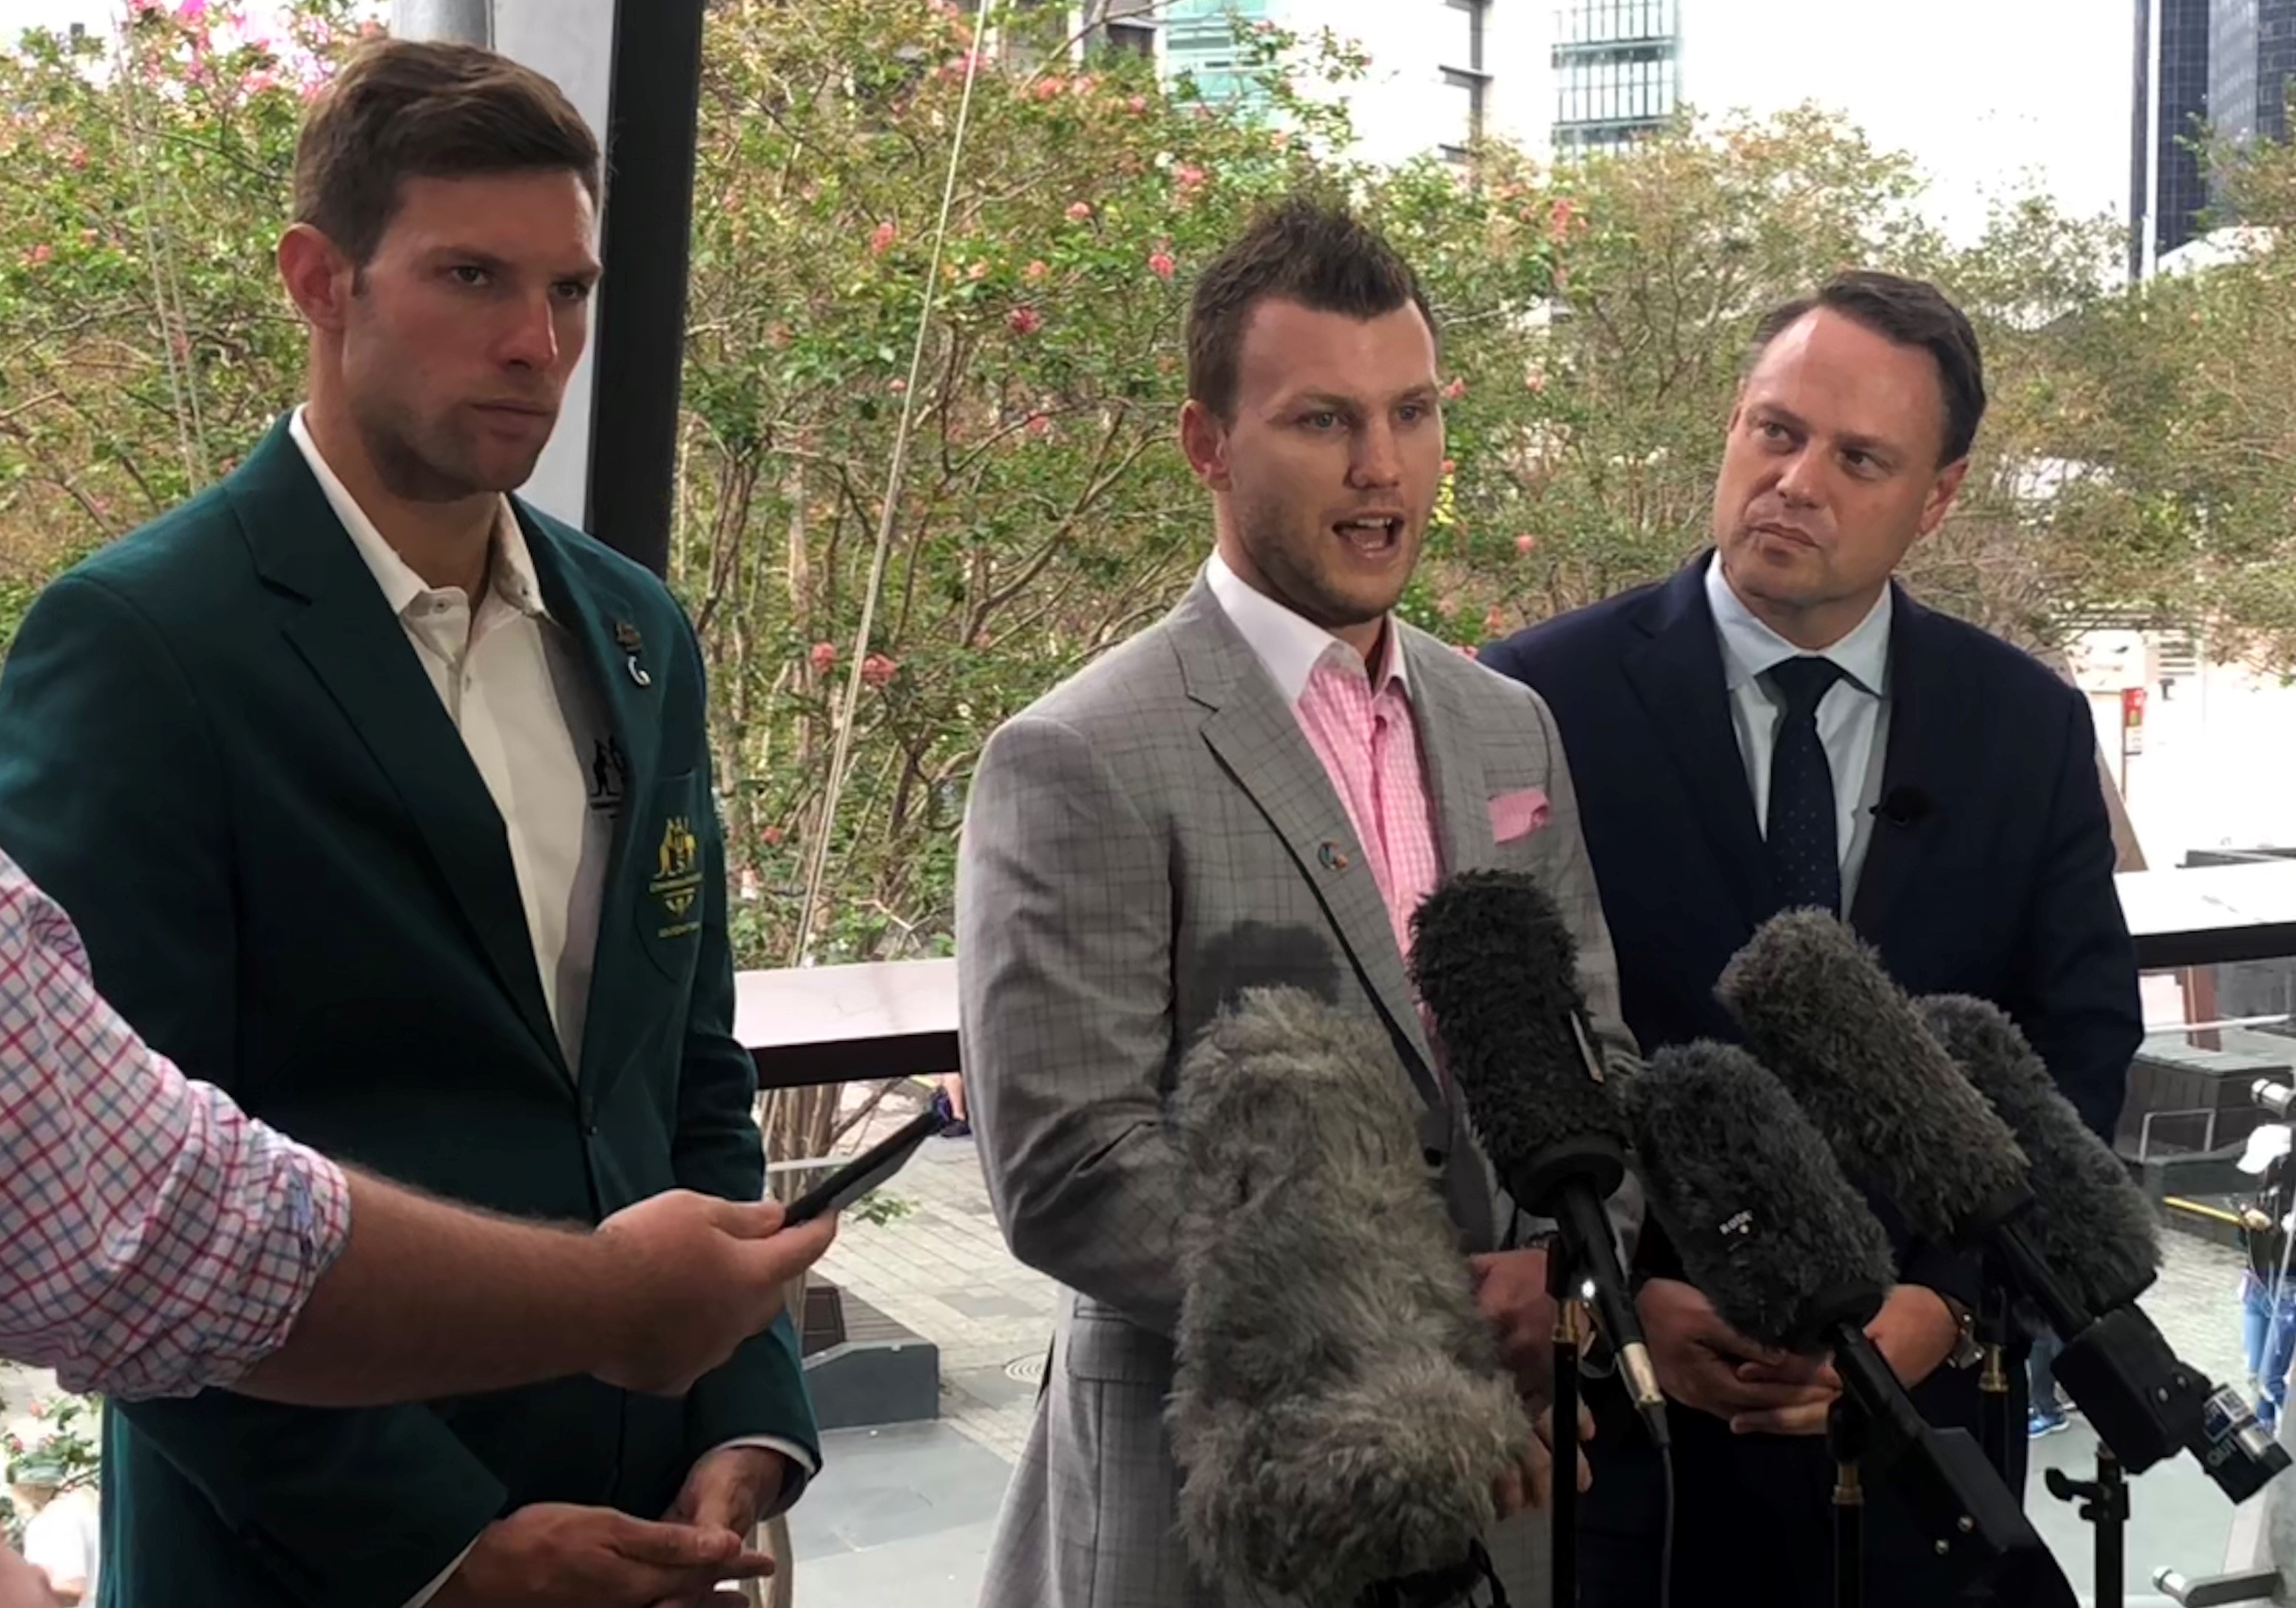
[0,39,818,1608]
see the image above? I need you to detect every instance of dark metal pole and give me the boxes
[584,0,706,578]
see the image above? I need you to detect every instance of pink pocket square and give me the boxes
[1489,787,1551,843]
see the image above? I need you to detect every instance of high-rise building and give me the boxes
[2209,0,2296,146]
[1062,0,1542,168]
[1551,0,1682,152]
[2131,0,2215,279]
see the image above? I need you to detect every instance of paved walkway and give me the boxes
[812,1085,1059,1465]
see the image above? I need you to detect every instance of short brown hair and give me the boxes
[1748,271,1988,466]
[293,38,602,266]
[1186,195,1438,421]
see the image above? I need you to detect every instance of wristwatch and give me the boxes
[1940,1294,1983,1370]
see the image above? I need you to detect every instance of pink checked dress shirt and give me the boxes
[1205,555,1445,957]
[0,849,351,1398]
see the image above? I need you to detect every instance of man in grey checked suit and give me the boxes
[956,199,1641,1607]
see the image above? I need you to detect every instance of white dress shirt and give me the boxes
[291,407,611,1071]
[290,410,810,1605]
[1703,554,1894,912]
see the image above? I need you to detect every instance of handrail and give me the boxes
[737,862,2296,1092]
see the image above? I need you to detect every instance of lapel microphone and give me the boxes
[1872,785,1933,829]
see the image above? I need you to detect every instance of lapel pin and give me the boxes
[614,621,651,688]
[1317,841,1350,872]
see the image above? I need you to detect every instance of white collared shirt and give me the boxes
[290,407,613,1071]
[1704,553,1894,912]
[1204,549,1410,701]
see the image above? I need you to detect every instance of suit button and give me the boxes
[580,1096,598,1135]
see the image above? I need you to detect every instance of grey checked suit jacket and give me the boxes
[957,577,1638,1608]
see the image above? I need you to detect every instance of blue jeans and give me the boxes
[2029,1329,2065,1417]
[2242,1271,2296,1423]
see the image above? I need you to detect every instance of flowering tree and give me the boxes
[0,0,373,637]
[1,0,2275,1008]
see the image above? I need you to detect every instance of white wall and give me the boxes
[2072,631,2296,865]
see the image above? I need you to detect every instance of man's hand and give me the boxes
[430,1504,771,1608]
[0,1547,61,1608]
[592,1193,838,1396]
[1728,1285,1963,1436]
[1470,1248,1557,1394]
[1493,1400,1596,1519]
[1634,1277,1835,1430]
[647,1449,791,1608]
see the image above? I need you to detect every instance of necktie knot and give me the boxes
[1767,655,1845,722]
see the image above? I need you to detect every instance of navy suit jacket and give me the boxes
[1480,554,2140,1144]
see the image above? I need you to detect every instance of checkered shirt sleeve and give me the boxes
[0,851,351,1399]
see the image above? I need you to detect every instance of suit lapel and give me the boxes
[1622,559,1775,928]
[520,517,656,1098]
[1176,584,1439,1078]
[230,419,566,1080]
[1406,632,1496,877]
[1849,585,1943,940]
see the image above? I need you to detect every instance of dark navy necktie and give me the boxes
[1764,656,1847,913]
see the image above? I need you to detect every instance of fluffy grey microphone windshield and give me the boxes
[1168,987,1531,1604]
[1917,994,2161,1312]
[1619,1041,1895,1349]
[1716,909,2029,1245]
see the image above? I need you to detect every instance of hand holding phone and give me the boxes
[785,1106,949,1225]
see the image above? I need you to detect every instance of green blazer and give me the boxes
[0,418,819,1608]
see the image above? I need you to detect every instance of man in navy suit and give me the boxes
[1480,271,2141,1606]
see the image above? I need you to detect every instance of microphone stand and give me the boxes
[1545,1245,1585,1608]
[1829,1395,1866,1608]
[2044,1447,2127,1608]
[1975,1276,2013,1485]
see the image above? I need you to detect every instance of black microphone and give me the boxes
[1915,994,2160,1314]
[1410,869,1667,1446]
[1619,1040,2070,1601]
[1917,994,2286,1500]
[1718,910,2289,1502]
[1168,986,1533,1607]
[1871,785,1933,828]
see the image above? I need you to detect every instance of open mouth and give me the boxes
[1334,515,1403,554]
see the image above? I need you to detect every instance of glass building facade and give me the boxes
[1551,0,1679,152]
[2130,0,2215,278]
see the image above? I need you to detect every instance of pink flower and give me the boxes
[810,642,838,674]
[1066,201,1094,222]
[175,0,206,18]
[889,377,908,394]
[1033,77,1066,101]
[1514,533,1537,554]
[1023,259,1049,282]
[1007,306,1043,336]
[1547,197,1579,242]
[1440,458,1456,475]
[1072,74,1099,95]
[870,220,898,254]
[860,654,900,689]
[1025,413,1053,438]
[1483,606,1507,636]
[761,826,785,847]
[1443,377,1467,401]
[1127,95,1148,114]
[26,243,52,266]
[1525,370,1548,393]
[1148,250,1176,280]
[68,147,88,171]
[766,322,791,348]
[968,259,989,281]
[1174,163,1208,191]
